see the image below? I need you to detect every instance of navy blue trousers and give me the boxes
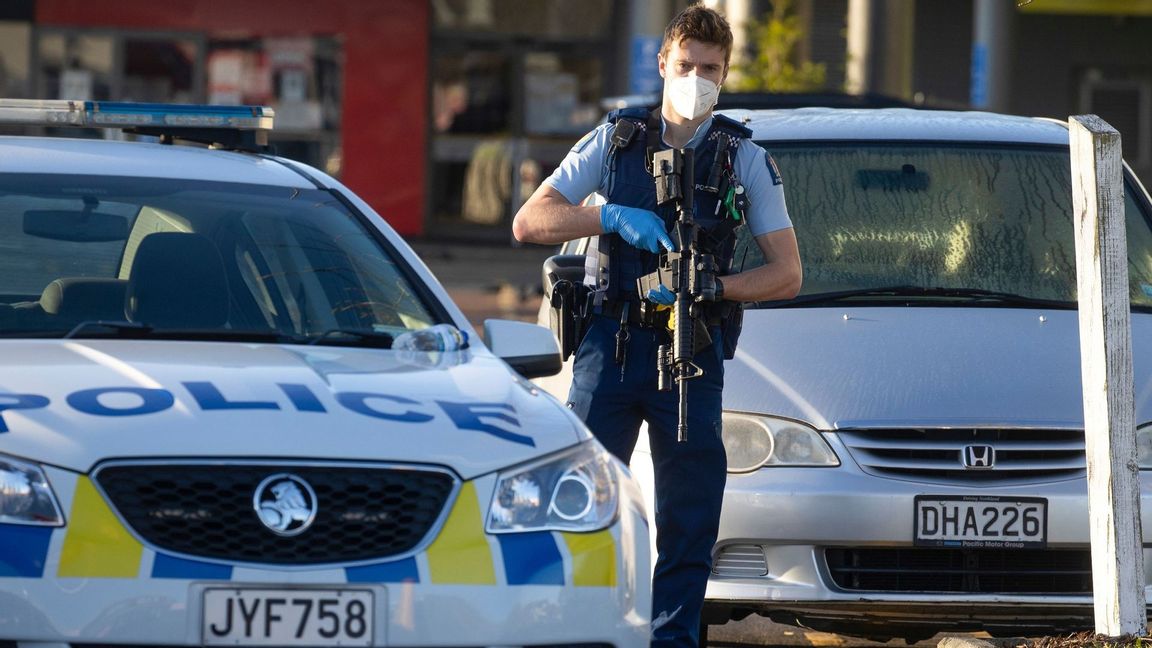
[567,314,727,648]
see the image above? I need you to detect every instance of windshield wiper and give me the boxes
[756,285,1074,309]
[0,322,138,339]
[23,321,395,346]
[61,321,301,343]
[306,329,394,349]
[64,320,154,339]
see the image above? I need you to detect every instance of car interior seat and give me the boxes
[39,277,129,326]
[125,232,230,328]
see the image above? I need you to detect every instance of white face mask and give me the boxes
[667,74,720,121]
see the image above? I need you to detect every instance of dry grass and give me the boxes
[1013,632,1152,648]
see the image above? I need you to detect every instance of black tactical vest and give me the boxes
[591,107,750,304]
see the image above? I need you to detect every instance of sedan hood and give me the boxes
[726,306,1152,430]
[0,341,583,478]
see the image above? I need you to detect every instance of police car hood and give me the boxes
[725,306,1152,429]
[0,340,585,478]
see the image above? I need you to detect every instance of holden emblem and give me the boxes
[253,473,318,536]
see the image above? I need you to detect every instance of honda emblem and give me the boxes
[962,445,996,469]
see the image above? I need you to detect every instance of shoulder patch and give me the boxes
[765,151,784,186]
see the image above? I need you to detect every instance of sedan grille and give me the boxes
[824,547,1092,593]
[95,463,457,565]
[838,428,1085,485]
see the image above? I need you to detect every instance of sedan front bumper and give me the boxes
[706,462,1152,639]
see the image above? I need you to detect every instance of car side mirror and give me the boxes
[484,319,562,379]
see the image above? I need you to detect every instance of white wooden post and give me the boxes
[1070,113,1147,637]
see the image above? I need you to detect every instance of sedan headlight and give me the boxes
[1137,426,1152,469]
[487,441,618,533]
[0,454,64,526]
[722,412,839,472]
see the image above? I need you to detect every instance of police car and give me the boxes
[0,100,651,648]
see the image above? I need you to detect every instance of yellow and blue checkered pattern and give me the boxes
[2,476,617,587]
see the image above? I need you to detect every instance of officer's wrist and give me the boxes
[598,204,612,232]
[715,277,725,301]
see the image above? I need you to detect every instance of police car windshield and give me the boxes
[0,174,442,342]
[731,142,1152,311]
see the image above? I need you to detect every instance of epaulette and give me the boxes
[606,107,652,124]
[712,113,752,139]
[607,107,654,150]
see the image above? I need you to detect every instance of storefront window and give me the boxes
[207,36,343,176]
[524,52,602,136]
[432,50,511,135]
[40,33,199,104]
[429,49,602,231]
[122,38,198,103]
[429,0,618,239]
[37,32,115,100]
[31,29,342,179]
[432,0,613,38]
[0,22,31,99]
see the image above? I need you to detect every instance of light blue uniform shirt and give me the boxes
[545,114,792,237]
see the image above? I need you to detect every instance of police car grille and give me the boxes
[839,428,1085,486]
[824,547,1092,593]
[96,463,456,565]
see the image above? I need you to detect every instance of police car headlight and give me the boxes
[487,441,618,533]
[0,454,64,526]
[722,412,839,472]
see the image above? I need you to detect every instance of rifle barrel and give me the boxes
[678,380,689,442]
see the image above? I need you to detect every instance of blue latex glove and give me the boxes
[600,204,675,254]
[646,284,676,306]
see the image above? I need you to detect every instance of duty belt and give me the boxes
[598,297,668,329]
[598,296,732,328]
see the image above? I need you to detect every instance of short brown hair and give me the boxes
[660,4,734,66]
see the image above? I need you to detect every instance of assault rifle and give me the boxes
[638,147,721,442]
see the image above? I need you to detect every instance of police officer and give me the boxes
[513,5,801,647]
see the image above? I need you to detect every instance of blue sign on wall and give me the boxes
[970,43,988,109]
[630,35,663,95]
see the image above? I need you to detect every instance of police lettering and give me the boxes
[0,393,50,433]
[336,392,434,423]
[0,382,530,445]
[67,387,175,416]
[436,400,532,447]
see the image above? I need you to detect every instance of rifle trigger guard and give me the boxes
[671,360,704,381]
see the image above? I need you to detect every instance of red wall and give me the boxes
[36,0,429,236]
